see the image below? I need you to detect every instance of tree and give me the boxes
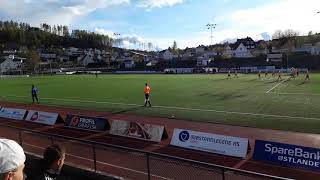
[272,30,283,39]
[172,41,177,50]
[62,25,69,37]
[26,50,40,73]
[172,41,179,55]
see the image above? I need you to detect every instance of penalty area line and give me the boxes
[266,77,289,94]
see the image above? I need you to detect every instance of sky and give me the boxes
[0,0,320,50]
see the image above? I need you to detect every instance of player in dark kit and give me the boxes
[144,83,151,107]
[227,70,231,79]
[277,71,282,81]
[258,71,261,79]
[31,84,39,104]
[305,70,310,81]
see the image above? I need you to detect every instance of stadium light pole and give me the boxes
[206,23,217,45]
[113,33,121,48]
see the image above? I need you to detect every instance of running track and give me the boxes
[0,101,319,180]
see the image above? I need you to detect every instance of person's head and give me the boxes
[31,85,34,89]
[145,83,148,86]
[0,139,26,180]
[42,144,65,173]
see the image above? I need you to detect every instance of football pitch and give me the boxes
[1,73,320,133]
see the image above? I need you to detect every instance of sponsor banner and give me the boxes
[25,110,59,125]
[0,107,27,120]
[253,140,320,171]
[110,120,167,143]
[170,129,249,158]
[64,114,110,132]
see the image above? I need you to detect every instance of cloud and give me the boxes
[137,0,184,10]
[0,0,130,26]
[94,28,153,49]
[216,0,320,38]
[94,28,114,37]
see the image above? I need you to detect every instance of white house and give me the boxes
[0,55,25,73]
[78,54,94,66]
[223,45,233,58]
[162,49,173,60]
[232,43,253,58]
[223,43,253,58]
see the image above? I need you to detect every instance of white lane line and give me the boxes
[266,78,288,94]
[22,142,172,180]
[3,95,320,121]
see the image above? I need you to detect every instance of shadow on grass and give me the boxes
[111,106,142,115]
[264,80,279,84]
[296,81,306,86]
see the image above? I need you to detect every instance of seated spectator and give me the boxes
[0,139,26,180]
[31,144,66,180]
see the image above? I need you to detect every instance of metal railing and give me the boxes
[0,123,293,180]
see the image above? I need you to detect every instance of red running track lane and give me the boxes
[1,101,320,179]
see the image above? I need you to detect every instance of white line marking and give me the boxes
[3,95,320,121]
[266,78,288,94]
[22,142,172,180]
[269,92,320,96]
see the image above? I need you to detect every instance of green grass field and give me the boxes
[1,73,320,133]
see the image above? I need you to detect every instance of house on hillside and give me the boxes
[65,47,82,56]
[196,47,205,55]
[232,43,253,58]
[39,53,57,62]
[0,55,25,73]
[78,53,94,67]
[236,37,256,50]
[162,49,174,60]
[223,43,253,58]
[182,49,196,60]
[223,44,233,58]
[293,44,320,55]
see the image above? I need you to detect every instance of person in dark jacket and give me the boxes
[30,144,65,180]
[31,85,39,104]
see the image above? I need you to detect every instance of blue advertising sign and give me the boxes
[64,114,110,132]
[253,140,320,171]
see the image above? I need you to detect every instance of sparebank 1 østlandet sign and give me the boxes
[253,140,320,171]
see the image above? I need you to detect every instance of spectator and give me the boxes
[32,144,66,180]
[0,139,26,180]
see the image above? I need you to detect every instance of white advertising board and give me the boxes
[170,128,249,158]
[0,107,27,120]
[25,110,59,125]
